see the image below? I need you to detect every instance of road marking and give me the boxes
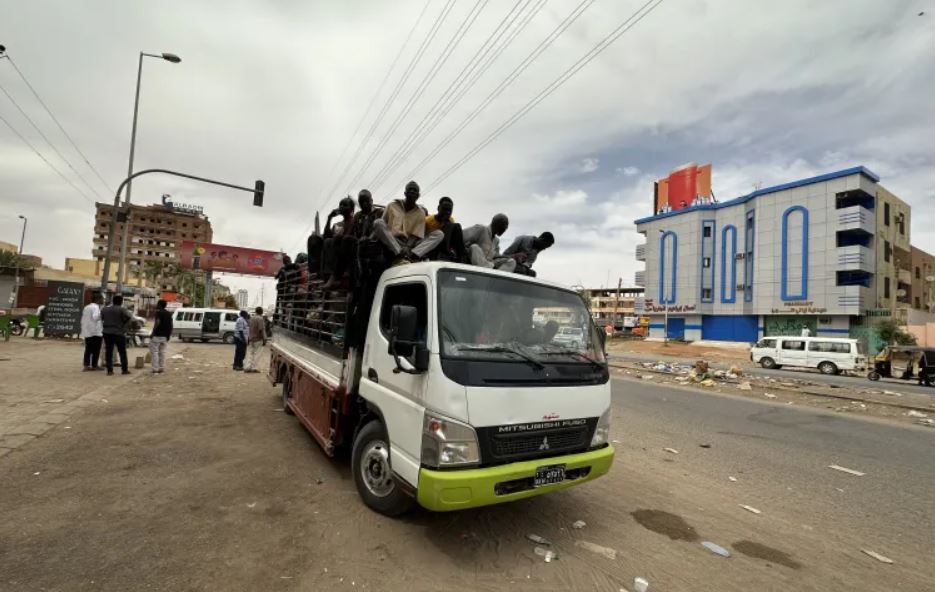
[829,464,865,476]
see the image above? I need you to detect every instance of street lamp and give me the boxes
[115,50,181,293]
[658,229,669,345]
[10,215,26,309]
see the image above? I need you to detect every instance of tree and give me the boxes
[223,294,237,309]
[876,318,918,346]
[0,250,26,270]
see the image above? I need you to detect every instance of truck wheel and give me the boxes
[818,361,838,375]
[281,372,294,415]
[867,371,881,381]
[222,332,235,344]
[352,421,414,517]
[760,357,777,370]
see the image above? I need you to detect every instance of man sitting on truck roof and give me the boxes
[462,214,516,272]
[352,189,383,239]
[424,196,465,262]
[371,180,444,264]
[502,232,554,277]
[321,197,358,288]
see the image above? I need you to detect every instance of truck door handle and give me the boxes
[367,368,379,383]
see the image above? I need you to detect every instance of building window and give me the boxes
[884,202,890,226]
[703,225,712,238]
[720,225,738,303]
[658,231,677,304]
[917,266,922,279]
[702,288,712,300]
[884,277,891,299]
[781,206,809,301]
[744,211,755,302]
[703,257,711,268]
[915,296,921,309]
[884,241,891,263]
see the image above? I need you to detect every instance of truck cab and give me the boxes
[271,262,614,515]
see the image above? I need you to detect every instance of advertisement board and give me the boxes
[179,241,284,277]
[44,281,85,335]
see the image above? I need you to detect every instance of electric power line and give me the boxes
[345,0,484,194]
[429,0,665,190]
[369,0,547,194]
[3,54,115,195]
[0,110,95,204]
[393,0,596,192]
[0,70,104,201]
[367,0,534,191]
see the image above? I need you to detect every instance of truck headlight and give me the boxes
[421,412,480,468]
[590,408,611,447]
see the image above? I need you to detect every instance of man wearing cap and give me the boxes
[462,214,516,272]
[371,180,443,263]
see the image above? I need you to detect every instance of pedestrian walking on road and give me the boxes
[80,293,104,371]
[149,299,173,374]
[233,310,249,371]
[101,295,133,376]
[244,307,268,373]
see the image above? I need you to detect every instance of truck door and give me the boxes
[359,278,431,487]
[202,312,221,337]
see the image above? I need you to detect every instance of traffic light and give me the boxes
[253,180,265,207]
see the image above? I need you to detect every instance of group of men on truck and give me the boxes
[283,180,554,291]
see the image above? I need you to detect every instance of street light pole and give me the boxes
[114,51,181,294]
[11,215,26,309]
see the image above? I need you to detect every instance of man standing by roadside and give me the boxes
[101,295,133,376]
[233,310,249,371]
[149,300,173,374]
[244,307,268,374]
[80,294,103,371]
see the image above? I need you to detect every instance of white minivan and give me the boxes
[172,308,241,343]
[751,336,868,375]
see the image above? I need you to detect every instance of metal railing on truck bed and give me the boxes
[273,264,351,358]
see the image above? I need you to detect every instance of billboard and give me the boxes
[179,241,284,277]
[44,281,85,335]
[653,163,712,214]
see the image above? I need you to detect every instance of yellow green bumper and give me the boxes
[416,445,615,512]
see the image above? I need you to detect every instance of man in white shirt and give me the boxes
[80,293,104,371]
[462,214,516,272]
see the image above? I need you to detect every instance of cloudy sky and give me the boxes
[1,0,932,301]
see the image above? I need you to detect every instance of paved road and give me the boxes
[610,350,935,397]
[1,343,933,591]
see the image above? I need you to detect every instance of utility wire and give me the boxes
[0,110,95,204]
[3,54,115,195]
[429,0,664,190]
[368,0,533,191]
[346,0,484,194]
[0,68,103,200]
[371,0,547,194]
[394,0,595,192]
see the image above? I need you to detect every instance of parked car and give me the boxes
[553,326,586,348]
[172,308,241,343]
[750,336,867,375]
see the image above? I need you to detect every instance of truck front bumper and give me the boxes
[416,445,615,512]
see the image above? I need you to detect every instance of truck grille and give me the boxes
[476,418,597,465]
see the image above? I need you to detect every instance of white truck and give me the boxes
[270,261,614,516]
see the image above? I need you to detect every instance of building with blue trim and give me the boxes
[633,166,916,345]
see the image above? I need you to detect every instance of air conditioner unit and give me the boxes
[734,253,745,260]
[736,284,746,291]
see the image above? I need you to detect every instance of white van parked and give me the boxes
[172,308,241,343]
[751,336,868,375]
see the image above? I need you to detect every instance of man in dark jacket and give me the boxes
[101,295,133,375]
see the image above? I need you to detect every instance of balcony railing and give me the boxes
[634,271,645,287]
[635,244,646,261]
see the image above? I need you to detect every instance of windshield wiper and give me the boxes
[457,345,546,370]
[539,349,606,370]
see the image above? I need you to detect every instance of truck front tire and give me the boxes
[352,420,414,517]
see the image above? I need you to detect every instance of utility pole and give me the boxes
[613,277,622,330]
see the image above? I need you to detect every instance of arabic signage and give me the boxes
[44,281,85,335]
[769,300,828,315]
[179,241,284,277]
[642,299,697,313]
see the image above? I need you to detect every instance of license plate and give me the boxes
[534,465,566,487]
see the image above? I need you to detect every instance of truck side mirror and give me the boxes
[389,304,427,374]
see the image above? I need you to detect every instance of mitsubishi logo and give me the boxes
[539,437,550,451]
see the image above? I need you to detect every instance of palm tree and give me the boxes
[0,250,26,271]
[142,260,171,290]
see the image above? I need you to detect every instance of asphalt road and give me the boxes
[1,343,933,591]
[610,351,935,397]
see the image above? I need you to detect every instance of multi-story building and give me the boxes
[237,289,249,309]
[910,246,935,313]
[633,165,918,348]
[92,198,212,290]
[582,287,644,327]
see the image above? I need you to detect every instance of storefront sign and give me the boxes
[643,299,697,313]
[770,300,827,315]
[44,281,84,335]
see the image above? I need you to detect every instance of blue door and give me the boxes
[702,315,758,342]
[667,318,685,340]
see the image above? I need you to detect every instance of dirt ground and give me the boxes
[1,341,932,591]
[608,338,755,366]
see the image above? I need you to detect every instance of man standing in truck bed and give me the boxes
[371,180,444,264]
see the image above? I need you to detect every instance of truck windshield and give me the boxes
[437,269,605,365]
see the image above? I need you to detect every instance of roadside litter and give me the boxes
[861,549,894,564]
[575,540,617,560]
[739,504,762,515]
[702,541,731,558]
[534,546,557,562]
[737,382,753,391]
[633,576,650,592]
[907,410,928,418]
[918,418,935,427]
[728,476,738,482]
[170,354,184,360]
[699,443,712,448]
[764,393,777,399]
[526,534,551,546]
[828,464,865,477]
[663,447,679,454]
[572,520,586,529]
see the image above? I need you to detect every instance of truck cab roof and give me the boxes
[377,261,575,294]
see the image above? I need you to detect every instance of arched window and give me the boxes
[720,225,737,302]
[781,206,809,300]
[658,231,677,304]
